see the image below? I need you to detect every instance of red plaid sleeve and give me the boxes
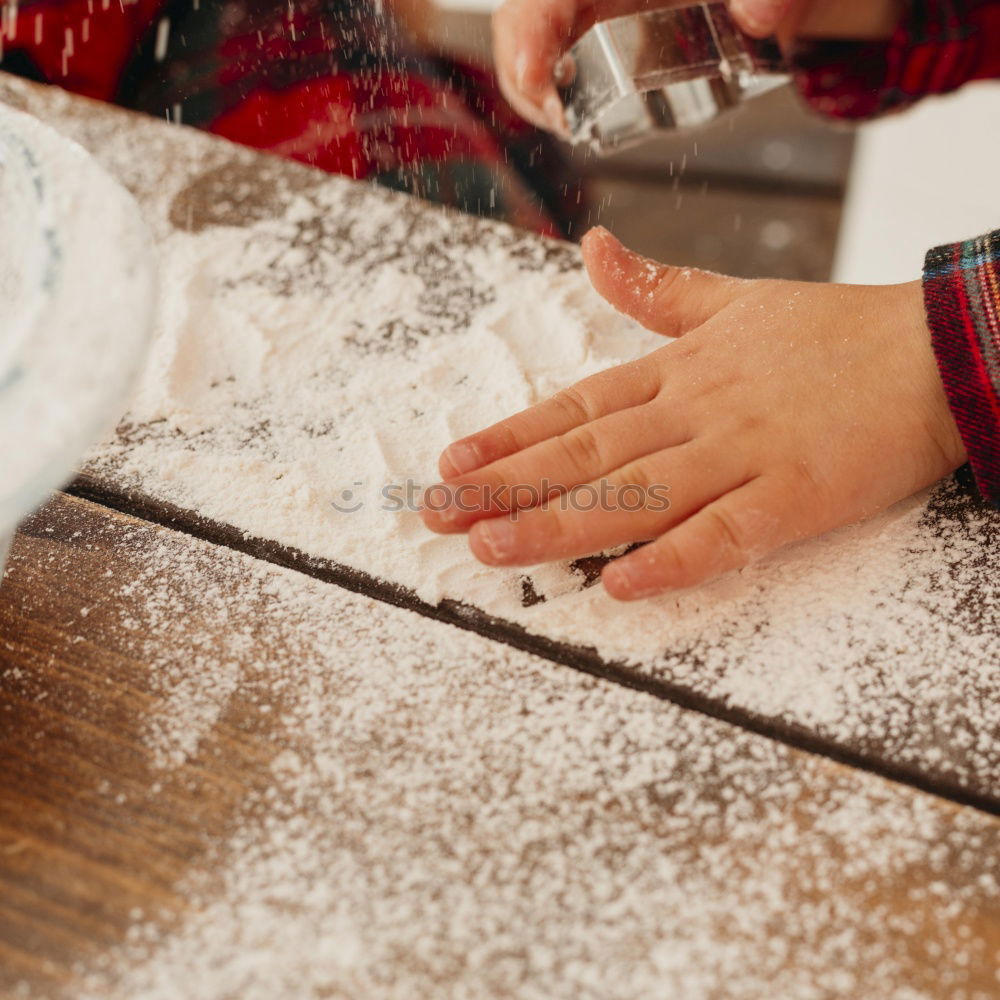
[792,0,1000,119]
[924,233,1000,507]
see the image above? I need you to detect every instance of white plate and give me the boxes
[0,102,156,566]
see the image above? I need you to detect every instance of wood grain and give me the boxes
[2,494,1000,999]
[0,497,280,997]
[68,471,1000,820]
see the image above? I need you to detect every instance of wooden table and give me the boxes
[1,77,999,999]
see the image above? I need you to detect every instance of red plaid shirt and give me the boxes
[0,0,583,239]
[794,0,1000,507]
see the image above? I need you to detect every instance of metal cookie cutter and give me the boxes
[559,2,789,153]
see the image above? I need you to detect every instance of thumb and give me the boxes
[581,227,737,338]
[729,0,795,37]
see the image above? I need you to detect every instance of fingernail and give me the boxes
[442,441,482,479]
[475,520,517,562]
[588,226,622,248]
[603,561,661,601]
[421,484,461,524]
[603,560,636,595]
[543,92,568,136]
[581,226,613,255]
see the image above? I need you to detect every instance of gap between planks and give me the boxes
[65,478,1000,820]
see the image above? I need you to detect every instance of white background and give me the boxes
[834,83,1000,284]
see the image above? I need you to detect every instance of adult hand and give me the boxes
[493,0,902,133]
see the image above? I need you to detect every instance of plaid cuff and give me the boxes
[924,230,1000,508]
[792,0,994,119]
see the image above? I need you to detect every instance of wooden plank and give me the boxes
[0,500,278,996]
[2,493,1000,998]
[5,77,999,810]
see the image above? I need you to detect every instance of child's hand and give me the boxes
[493,0,902,133]
[421,228,966,600]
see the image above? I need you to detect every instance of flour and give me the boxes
[90,184,663,612]
[3,73,985,801]
[75,132,1000,800]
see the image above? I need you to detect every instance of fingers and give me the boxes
[436,228,740,483]
[601,475,795,599]
[581,227,739,338]
[438,357,661,480]
[424,399,689,533]
[728,0,796,38]
[492,0,659,133]
[465,440,747,566]
[492,0,802,132]
[493,0,579,132]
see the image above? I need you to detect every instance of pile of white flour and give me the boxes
[76,145,1000,797]
[98,182,662,612]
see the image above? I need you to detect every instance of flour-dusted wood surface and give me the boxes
[3,494,1000,999]
[4,74,994,811]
